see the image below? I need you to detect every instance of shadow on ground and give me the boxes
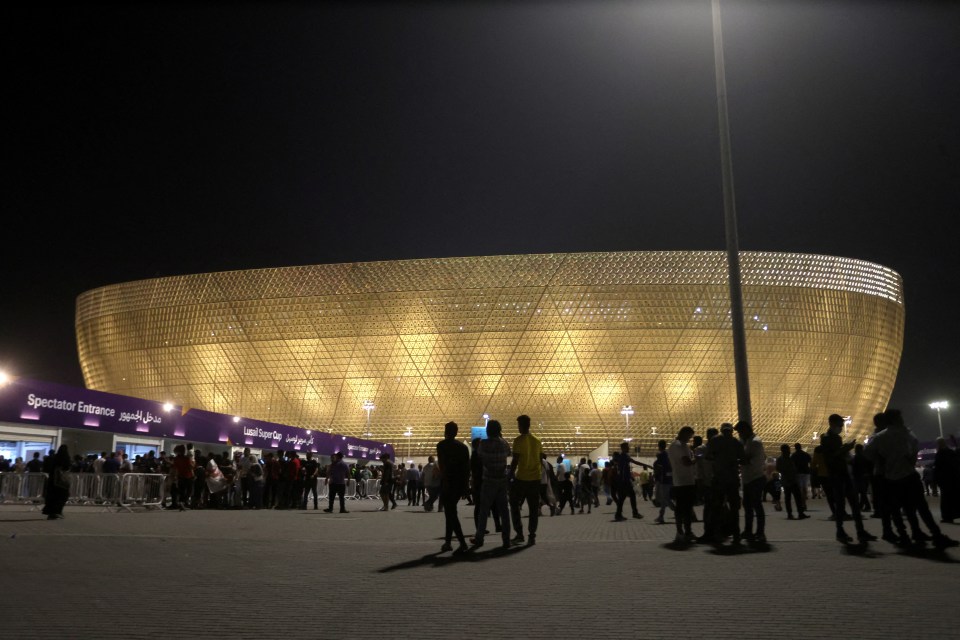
[377,544,531,572]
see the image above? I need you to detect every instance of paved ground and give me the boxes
[1,495,956,639]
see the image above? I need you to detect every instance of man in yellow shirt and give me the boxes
[510,414,543,546]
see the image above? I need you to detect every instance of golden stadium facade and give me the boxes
[75,251,904,456]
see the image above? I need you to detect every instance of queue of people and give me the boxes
[9,408,958,555]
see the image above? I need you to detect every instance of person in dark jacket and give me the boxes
[42,445,71,520]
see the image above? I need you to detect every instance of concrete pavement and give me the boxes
[1,495,956,639]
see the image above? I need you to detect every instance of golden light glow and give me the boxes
[75,251,904,454]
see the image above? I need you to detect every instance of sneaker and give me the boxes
[527,534,536,546]
[836,531,853,543]
[454,542,469,555]
[340,510,349,514]
[741,531,755,542]
[913,531,933,542]
[653,517,665,525]
[684,531,697,543]
[798,513,810,520]
[674,532,685,544]
[512,534,525,544]
[786,514,796,520]
[323,508,333,513]
[377,506,387,511]
[933,535,959,550]
[857,530,877,543]
[614,514,627,521]
[440,542,453,552]
[468,537,483,548]
[632,513,643,520]
[881,532,900,544]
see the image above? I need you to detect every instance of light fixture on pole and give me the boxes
[362,400,375,437]
[621,405,634,442]
[929,401,948,438]
[712,0,752,426]
[482,413,490,428]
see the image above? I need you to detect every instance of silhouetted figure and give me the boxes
[471,420,512,550]
[436,421,470,554]
[934,437,959,524]
[866,410,957,549]
[706,423,745,544]
[42,445,71,520]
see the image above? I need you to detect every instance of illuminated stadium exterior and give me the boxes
[76,251,904,457]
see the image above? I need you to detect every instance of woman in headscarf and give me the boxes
[43,444,71,520]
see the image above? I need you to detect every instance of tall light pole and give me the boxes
[712,0,752,425]
[482,413,490,428]
[620,405,634,443]
[929,401,948,438]
[362,400,375,437]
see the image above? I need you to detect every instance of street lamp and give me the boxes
[621,405,634,442]
[362,400,375,437]
[482,413,490,428]
[929,401,948,438]
[712,0,752,425]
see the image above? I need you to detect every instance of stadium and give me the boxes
[75,251,904,457]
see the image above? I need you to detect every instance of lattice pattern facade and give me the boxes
[75,251,904,457]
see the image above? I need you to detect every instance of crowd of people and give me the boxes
[2,408,958,552]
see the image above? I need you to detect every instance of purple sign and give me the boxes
[0,378,394,460]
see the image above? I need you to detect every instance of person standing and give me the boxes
[821,414,876,544]
[653,440,673,524]
[791,443,812,505]
[324,452,350,513]
[706,423,745,543]
[301,452,320,510]
[868,412,909,544]
[470,420,510,549]
[777,444,807,520]
[510,415,543,546]
[42,445,71,520]
[172,444,195,511]
[378,454,398,511]
[611,441,651,521]
[934,437,959,524]
[405,463,421,507]
[422,456,441,512]
[866,410,957,549]
[668,427,698,543]
[436,421,470,553]
[471,420,512,550]
[736,422,767,544]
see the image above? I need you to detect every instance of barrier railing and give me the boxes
[344,479,357,500]
[364,478,380,499]
[0,472,48,505]
[118,473,166,511]
[98,474,123,506]
[67,473,99,505]
[318,479,329,499]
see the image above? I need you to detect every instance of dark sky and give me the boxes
[4,1,959,439]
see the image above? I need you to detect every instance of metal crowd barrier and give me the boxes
[318,479,329,499]
[343,479,357,500]
[364,478,380,499]
[0,472,48,505]
[118,473,166,511]
[67,473,99,505]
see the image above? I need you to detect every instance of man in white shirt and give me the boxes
[736,421,767,544]
[668,426,698,543]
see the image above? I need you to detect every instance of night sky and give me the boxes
[4,1,958,439]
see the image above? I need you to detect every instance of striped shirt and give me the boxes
[479,437,512,481]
